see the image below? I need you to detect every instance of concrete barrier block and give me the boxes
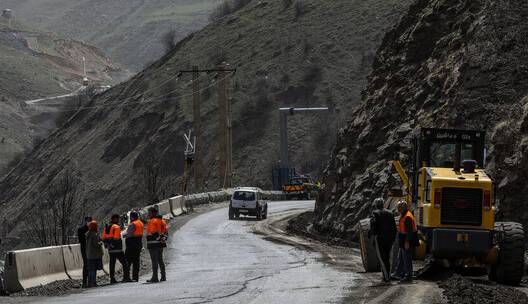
[62,244,83,280]
[169,195,185,216]
[4,246,69,292]
[156,200,172,219]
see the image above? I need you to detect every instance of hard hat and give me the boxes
[397,201,408,210]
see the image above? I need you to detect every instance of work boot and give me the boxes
[160,276,166,282]
[399,277,413,284]
[146,278,159,283]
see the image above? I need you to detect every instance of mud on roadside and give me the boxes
[285,211,528,304]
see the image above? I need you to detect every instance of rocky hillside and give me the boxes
[0,18,128,173]
[314,0,528,238]
[0,0,412,241]
[2,0,215,70]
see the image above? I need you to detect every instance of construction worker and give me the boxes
[146,207,168,283]
[369,198,397,283]
[125,211,144,282]
[86,220,103,288]
[102,214,131,284]
[394,201,417,283]
[77,216,92,288]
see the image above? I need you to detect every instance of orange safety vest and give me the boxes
[102,224,123,253]
[146,217,168,249]
[129,219,144,238]
[399,211,417,233]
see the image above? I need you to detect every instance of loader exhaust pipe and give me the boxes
[454,143,461,172]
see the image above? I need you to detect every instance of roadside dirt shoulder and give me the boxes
[255,211,528,304]
[253,211,444,304]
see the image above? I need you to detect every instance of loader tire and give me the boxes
[493,222,525,285]
[358,218,380,272]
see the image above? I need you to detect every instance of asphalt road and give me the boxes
[13,201,360,304]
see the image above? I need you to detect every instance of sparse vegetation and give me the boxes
[161,29,177,54]
[282,0,293,9]
[209,0,252,21]
[294,0,308,18]
[135,153,167,204]
[26,169,86,246]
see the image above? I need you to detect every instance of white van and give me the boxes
[229,187,268,220]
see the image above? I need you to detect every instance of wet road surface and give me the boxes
[18,201,360,304]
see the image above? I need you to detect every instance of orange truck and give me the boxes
[282,175,319,199]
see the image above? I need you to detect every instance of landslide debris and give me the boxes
[314,0,528,238]
[0,0,412,246]
[439,275,528,304]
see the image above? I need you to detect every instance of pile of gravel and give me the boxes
[438,275,528,304]
[10,279,84,297]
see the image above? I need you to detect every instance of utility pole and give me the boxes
[217,63,235,189]
[182,130,195,212]
[191,66,203,192]
[179,65,236,190]
[275,107,329,189]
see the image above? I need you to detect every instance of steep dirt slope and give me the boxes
[0,19,127,173]
[0,0,411,242]
[314,0,528,237]
[2,0,214,70]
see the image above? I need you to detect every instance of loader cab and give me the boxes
[413,128,485,176]
[406,129,494,230]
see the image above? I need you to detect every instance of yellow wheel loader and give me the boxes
[358,128,525,285]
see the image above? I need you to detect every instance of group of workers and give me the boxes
[77,207,168,288]
[369,198,418,284]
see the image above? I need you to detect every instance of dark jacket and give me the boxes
[77,225,89,256]
[85,230,104,260]
[370,209,397,244]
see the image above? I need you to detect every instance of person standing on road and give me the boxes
[146,207,168,283]
[370,198,397,283]
[102,214,131,284]
[394,201,417,283]
[86,220,104,288]
[77,216,92,288]
[125,211,144,282]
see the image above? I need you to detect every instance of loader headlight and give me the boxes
[483,190,491,211]
[434,189,442,208]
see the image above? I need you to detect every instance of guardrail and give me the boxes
[1,188,292,293]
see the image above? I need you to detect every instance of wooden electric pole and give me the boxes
[192,66,203,192]
[217,63,234,189]
[179,65,236,190]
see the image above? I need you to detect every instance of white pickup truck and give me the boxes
[228,187,268,220]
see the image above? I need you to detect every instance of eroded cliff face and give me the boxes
[314,0,528,238]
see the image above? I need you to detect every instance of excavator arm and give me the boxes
[391,160,412,205]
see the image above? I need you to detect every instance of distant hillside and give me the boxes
[2,0,215,71]
[0,18,128,173]
[0,0,412,246]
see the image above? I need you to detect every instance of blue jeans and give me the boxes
[87,259,102,286]
[395,247,413,279]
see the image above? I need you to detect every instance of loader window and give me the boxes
[429,143,476,167]
[461,143,474,162]
[430,143,455,167]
